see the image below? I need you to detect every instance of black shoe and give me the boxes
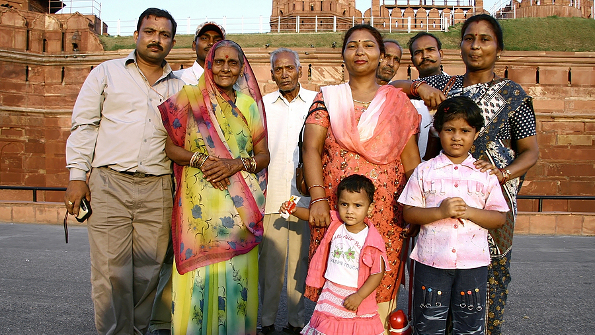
[145,329,170,335]
[259,324,276,335]
[282,324,302,335]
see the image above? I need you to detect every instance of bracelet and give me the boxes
[250,157,257,173]
[309,197,329,207]
[241,157,257,173]
[198,154,209,169]
[241,157,250,172]
[410,80,426,97]
[308,184,325,191]
[189,152,203,168]
[499,168,511,185]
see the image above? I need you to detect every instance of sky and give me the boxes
[59,0,500,35]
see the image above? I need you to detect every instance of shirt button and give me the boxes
[455,184,458,188]
[454,224,458,229]
[452,248,456,253]
[454,166,458,170]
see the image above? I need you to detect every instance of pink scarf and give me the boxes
[322,83,419,165]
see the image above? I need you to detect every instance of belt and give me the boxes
[114,169,156,178]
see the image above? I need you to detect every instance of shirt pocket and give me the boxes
[467,180,486,197]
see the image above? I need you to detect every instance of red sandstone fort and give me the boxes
[0,0,594,233]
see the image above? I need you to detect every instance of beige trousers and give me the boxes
[87,167,172,335]
[258,213,310,328]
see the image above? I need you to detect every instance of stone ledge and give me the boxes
[515,211,595,235]
[1,201,594,236]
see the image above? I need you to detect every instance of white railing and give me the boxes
[50,0,101,17]
[103,16,269,36]
[102,12,476,36]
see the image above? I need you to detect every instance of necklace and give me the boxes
[352,98,371,108]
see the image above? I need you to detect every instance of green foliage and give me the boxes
[98,17,595,52]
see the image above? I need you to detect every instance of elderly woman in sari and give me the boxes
[158,40,269,334]
[303,24,421,333]
[393,14,539,334]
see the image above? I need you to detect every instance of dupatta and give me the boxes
[321,83,419,165]
[159,41,267,274]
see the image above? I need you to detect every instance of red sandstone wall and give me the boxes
[1,48,594,210]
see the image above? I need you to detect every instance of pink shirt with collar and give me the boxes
[306,211,390,315]
[398,152,509,269]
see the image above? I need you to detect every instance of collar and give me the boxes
[433,151,477,170]
[125,50,173,77]
[273,84,306,104]
[191,60,204,77]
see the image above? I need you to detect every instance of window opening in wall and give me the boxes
[504,66,508,78]
[61,66,65,84]
[536,67,540,84]
[26,29,30,51]
[61,32,65,52]
[91,66,93,71]
[311,4,314,10]
[25,66,29,82]
[407,65,411,80]
[43,39,47,53]
[568,67,571,85]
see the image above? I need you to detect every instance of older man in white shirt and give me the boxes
[258,48,317,335]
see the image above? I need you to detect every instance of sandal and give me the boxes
[282,324,302,335]
[259,324,275,335]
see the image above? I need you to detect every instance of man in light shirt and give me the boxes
[174,21,225,85]
[376,39,403,85]
[258,48,317,335]
[64,8,183,335]
[407,32,448,160]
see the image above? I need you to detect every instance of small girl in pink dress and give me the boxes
[280,174,389,335]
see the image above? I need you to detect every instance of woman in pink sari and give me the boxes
[303,25,421,333]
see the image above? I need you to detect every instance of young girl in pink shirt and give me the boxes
[398,96,509,335]
[280,174,389,335]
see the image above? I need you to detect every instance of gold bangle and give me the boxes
[308,184,324,191]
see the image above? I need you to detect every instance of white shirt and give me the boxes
[411,99,432,160]
[173,60,203,85]
[263,85,317,212]
[324,224,368,288]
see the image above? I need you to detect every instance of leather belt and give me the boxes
[117,170,155,178]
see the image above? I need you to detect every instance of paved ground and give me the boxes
[0,223,593,335]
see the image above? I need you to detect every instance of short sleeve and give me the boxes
[510,99,537,141]
[484,174,510,212]
[397,165,425,208]
[305,91,330,128]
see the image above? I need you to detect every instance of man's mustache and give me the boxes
[421,59,436,64]
[147,43,163,51]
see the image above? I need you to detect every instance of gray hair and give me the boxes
[269,48,301,71]
[212,40,245,67]
[383,39,403,54]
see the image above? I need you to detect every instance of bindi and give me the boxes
[225,55,229,59]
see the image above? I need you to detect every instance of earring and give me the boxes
[497,55,501,60]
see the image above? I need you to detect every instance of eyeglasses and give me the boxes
[63,211,69,244]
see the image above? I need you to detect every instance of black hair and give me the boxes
[336,174,375,204]
[407,32,442,55]
[342,24,385,57]
[137,8,177,37]
[433,96,484,132]
[461,14,504,51]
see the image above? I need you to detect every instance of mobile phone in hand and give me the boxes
[76,198,92,222]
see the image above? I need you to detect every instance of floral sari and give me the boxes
[159,41,266,335]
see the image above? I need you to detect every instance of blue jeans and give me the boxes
[413,262,487,335]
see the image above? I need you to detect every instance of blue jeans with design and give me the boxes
[413,261,487,335]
